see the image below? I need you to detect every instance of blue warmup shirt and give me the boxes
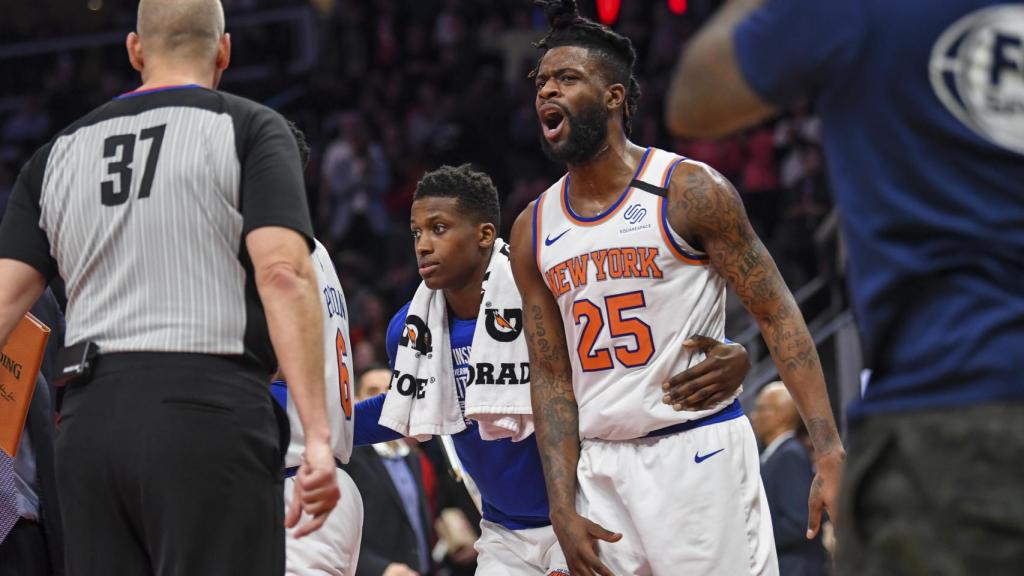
[354,302,551,530]
[734,0,1024,421]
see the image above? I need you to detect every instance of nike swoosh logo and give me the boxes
[694,448,725,464]
[545,229,570,246]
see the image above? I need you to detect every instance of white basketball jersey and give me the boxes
[533,147,735,441]
[284,240,355,467]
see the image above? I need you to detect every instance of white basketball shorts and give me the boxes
[577,416,778,576]
[284,468,363,576]
[475,519,569,575]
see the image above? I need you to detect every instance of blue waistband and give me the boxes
[284,458,344,479]
[643,399,744,439]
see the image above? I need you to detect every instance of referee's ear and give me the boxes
[212,33,231,89]
[127,32,145,73]
[216,33,231,74]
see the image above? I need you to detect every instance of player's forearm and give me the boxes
[352,394,404,446]
[666,0,773,138]
[257,261,329,443]
[758,298,842,459]
[532,371,582,520]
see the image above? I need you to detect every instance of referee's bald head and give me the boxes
[136,0,225,59]
[127,0,230,87]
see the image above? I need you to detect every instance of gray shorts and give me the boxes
[837,402,1024,576]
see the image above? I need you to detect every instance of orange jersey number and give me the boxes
[573,299,614,371]
[572,291,654,371]
[336,329,353,419]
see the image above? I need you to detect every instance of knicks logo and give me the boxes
[930,5,1024,154]
[399,314,432,355]
[623,203,647,225]
[485,308,523,342]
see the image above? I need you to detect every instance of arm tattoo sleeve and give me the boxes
[668,164,841,457]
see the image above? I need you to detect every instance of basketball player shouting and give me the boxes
[509,2,845,575]
[353,163,752,575]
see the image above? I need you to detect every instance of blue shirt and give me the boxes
[354,301,551,530]
[734,0,1024,420]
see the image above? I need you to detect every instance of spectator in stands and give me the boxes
[320,111,391,252]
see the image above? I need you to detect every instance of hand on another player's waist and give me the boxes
[662,335,750,411]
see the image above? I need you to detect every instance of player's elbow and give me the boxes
[256,260,309,295]
[665,87,737,140]
[665,99,706,139]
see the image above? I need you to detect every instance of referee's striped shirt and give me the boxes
[0,84,313,373]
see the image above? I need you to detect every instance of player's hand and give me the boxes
[285,440,340,538]
[662,335,749,410]
[551,511,622,576]
[806,448,844,539]
[382,563,420,576]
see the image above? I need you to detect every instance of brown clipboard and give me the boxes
[0,312,50,457]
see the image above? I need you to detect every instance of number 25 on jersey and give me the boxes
[573,290,654,371]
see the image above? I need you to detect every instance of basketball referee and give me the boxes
[0,1,339,574]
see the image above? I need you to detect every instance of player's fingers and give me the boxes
[298,469,338,497]
[664,370,723,404]
[580,549,615,576]
[566,558,594,576]
[679,376,728,406]
[292,512,328,539]
[682,389,733,411]
[663,362,715,393]
[806,490,824,539]
[586,519,623,543]
[571,548,607,576]
[566,558,596,576]
[285,482,303,529]
[301,496,337,518]
[300,479,340,503]
[682,334,722,352]
[298,462,333,483]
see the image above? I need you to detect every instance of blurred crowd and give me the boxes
[0,0,834,387]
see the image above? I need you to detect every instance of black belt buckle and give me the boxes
[54,341,99,387]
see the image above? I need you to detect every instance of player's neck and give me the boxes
[443,246,493,320]
[566,135,644,201]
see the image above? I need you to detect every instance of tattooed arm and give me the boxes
[667,161,845,537]
[510,205,620,576]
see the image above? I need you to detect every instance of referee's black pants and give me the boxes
[55,353,288,576]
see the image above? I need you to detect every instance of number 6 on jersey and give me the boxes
[336,329,353,419]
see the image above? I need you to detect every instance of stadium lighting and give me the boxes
[596,0,622,25]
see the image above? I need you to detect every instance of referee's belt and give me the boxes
[284,457,344,479]
[641,399,743,439]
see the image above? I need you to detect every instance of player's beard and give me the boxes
[540,98,609,166]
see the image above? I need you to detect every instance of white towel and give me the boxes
[464,240,533,441]
[378,276,464,441]
[379,239,533,442]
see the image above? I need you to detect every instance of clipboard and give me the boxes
[0,312,50,457]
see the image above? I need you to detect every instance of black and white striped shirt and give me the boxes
[0,85,313,373]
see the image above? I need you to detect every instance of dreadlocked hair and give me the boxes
[532,0,641,136]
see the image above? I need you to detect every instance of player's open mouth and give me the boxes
[540,104,567,141]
